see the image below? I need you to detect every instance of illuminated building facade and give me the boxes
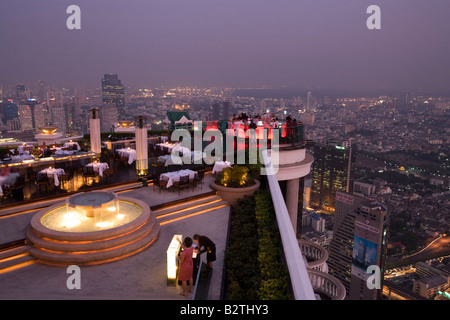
[310,140,355,212]
[102,73,125,118]
[328,191,389,300]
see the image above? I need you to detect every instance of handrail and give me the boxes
[261,149,316,300]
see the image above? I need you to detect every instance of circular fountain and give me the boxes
[27,191,160,266]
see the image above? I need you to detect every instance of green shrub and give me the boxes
[225,191,291,300]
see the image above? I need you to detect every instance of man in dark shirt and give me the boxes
[193,234,216,269]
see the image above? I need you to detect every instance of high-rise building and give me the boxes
[18,105,33,132]
[100,103,118,132]
[310,139,356,212]
[102,74,125,118]
[16,85,28,105]
[47,91,66,135]
[328,191,389,300]
[305,91,312,112]
[33,104,46,130]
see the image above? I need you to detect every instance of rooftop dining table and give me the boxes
[0,175,9,196]
[17,144,33,154]
[86,162,109,177]
[63,141,81,151]
[39,167,65,186]
[158,150,206,166]
[212,161,232,174]
[116,148,137,164]
[160,169,196,188]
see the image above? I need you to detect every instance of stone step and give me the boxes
[157,200,229,225]
[0,244,29,260]
[152,194,222,217]
[0,248,35,273]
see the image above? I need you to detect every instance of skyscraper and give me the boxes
[100,103,118,132]
[305,91,312,112]
[16,85,28,105]
[102,74,125,118]
[18,105,33,131]
[47,91,66,135]
[328,191,389,300]
[310,139,356,212]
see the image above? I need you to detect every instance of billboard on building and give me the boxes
[351,219,379,281]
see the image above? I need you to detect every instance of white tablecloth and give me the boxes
[212,161,232,174]
[86,162,109,177]
[11,154,34,161]
[40,168,65,186]
[63,142,81,150]
[156,143,177,152]
[0,176,9,196]
[18,145,33,154]
[116,148,137,164]
[55,150,76,155]
[160,169,196,188]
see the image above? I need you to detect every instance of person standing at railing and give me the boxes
[177,237,195,296]
[271,116,279,129]
[286,115,293,140]
[193,234,216,269]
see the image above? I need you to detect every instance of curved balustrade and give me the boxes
[298,239,329,272]
[308,269,346,300]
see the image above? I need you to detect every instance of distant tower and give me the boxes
[306,91,312,112]
[16,85,27,105]
[47,91,66,136]
[102,73,125,119]
[310,139,356,212]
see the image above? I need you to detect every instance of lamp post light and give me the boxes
[135,116,148,181]
[89,108,101,156]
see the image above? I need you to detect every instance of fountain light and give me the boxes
[61,211,82,228]
[116,213,125,220]
[96,221,112,228]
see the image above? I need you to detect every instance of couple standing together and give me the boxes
[177,234,216,296]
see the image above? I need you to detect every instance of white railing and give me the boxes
[308,269,346,300]
[262,149,316,300]
[298,239,329,273]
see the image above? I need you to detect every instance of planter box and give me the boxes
[210,179,260,206]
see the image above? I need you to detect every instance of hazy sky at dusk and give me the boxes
[1,0,450,92]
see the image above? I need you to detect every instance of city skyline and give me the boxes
[1,1,450,93]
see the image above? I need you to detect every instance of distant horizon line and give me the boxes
[1,81,450,98]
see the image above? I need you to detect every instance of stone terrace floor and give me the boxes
[0,173,230,300]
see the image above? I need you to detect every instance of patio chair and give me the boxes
[36,172,51,193]
[191,172,204,190]
[59,168,74,189]
[82,166,98,184]
[173,175,190,195]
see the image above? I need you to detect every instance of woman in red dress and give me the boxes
[177,237,194,296]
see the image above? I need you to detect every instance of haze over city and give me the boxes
[1,0,450,93]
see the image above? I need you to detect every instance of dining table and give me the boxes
[212,161,232,174]
[116,148,137,164]
[0,175,9,196]
[63,141,81,150]
[86,162,109,177]
[160,169,196,188]
[39,167,65,186]
[17,144,33,154]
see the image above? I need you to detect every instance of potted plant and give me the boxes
[210,165,260,206]
[31,148,43,160]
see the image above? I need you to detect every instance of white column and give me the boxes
[89,108,101,155]
[135,116,148,176]
[286,178,300,235]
